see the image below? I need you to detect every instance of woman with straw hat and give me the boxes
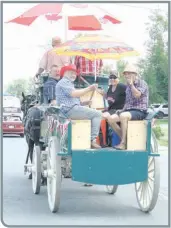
[109,64,149,150]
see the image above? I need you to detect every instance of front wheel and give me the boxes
[47,136,61,213]
[32,145,41,194]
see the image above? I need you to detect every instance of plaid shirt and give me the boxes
[74,56,103,75]
[43,77,59,104]
[124,79,149,111]
[56,77,80,114]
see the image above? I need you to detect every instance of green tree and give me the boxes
[102,64,113,76]
[5,78,35,99]
[138,10,168,104]
[116,60,128,83]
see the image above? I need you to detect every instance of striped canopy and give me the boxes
[53,34,139,60]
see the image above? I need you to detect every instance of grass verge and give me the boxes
[158,128,168,147]
[156,119,168,125]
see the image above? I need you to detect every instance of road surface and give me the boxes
[2,135,169,226]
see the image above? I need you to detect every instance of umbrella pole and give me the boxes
[64,15,68,41]
[95,54,97,82]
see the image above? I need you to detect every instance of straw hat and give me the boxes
[123,64,138,74]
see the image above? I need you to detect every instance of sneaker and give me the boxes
[91,141,101,149]
[114,143,126,150]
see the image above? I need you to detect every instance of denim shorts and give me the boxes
[120,109,147,120]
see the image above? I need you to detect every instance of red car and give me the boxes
[3,115,24,137]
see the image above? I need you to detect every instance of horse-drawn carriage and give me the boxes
[22,73,160,214]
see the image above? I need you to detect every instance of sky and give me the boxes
[3,2,168,86]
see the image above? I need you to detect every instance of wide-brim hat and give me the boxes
[123,64,138,74]
[60,64,78,77]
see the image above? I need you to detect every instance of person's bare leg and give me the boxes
[102,112,111,120]
[120,112,131,144]
[103,112,121,137]
[108,114,122,138]
[115,112,131,149]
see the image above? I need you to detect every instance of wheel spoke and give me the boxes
[146,183,151,206]
[148,168,154,173]
[140,184,144,203]
[137,183,143,192]
[148,176,154,182]
[144,183,148,208]
[148,157,154,169]
[145,182,149,208]
[142,184,146,207]
[147,179,153,194]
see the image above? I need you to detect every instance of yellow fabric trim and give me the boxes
[52,49,140,60]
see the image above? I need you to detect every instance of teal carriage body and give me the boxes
[29,74,160,214]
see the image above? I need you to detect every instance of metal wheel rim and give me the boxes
[135,133,160,212]
[47,141,56,207]
[47,136,61,212]
[32,149,37,191]
[32,146,41,194]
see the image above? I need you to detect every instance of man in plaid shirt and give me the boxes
[110,64,149,150]
[74,56,103,76]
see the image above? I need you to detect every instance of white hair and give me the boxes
[63,70,74,78]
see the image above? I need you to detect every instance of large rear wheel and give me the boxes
[135,131,160,212]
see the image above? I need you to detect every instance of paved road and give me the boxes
[2,136,169,226]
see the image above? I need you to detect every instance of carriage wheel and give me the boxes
[32,145,41,194]
[105,185,118,194]
[135,132,160,212]
[47,136,61,213]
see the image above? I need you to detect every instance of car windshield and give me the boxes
[152,105,160,108]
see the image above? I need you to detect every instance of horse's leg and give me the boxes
[29,139,34,163]
[28,139,34,179]
[24,134,31,178]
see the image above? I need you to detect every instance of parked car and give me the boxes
[3,115,24,137]
[150,103,168,119]
[3,95,23,120]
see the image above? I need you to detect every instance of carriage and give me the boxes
[23,72,160,214]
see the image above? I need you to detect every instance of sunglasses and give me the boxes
[109,75,117,79]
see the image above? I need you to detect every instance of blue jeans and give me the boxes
[67,105,102,141]
[43,96,49,104]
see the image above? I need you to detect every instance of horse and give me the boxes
[21,91,72,180]
[21,92,45,181]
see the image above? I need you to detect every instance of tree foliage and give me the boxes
[116,60,128,83]
[138,10,168,104]
[5,77,35,100]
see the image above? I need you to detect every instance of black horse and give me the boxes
[21,92,44,180]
